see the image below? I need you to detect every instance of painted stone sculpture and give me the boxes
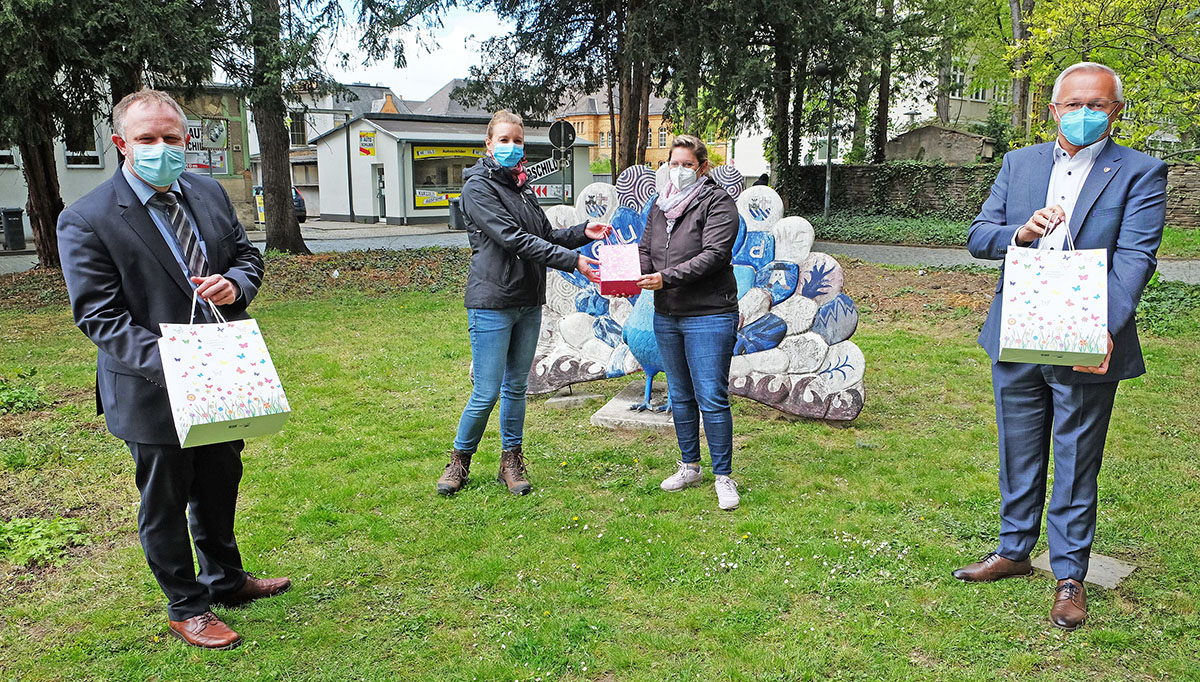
[527,169,865,422]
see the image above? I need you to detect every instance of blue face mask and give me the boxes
[492,142,524,168]
[1058,107,1112,147]
[130,141,187,187]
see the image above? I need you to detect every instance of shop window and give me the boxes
[65,117,103,167]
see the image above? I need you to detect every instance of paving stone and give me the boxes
[590,380,692,432]
[1031,551,1137,590]
[545,387,606,410]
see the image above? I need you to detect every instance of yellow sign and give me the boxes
[413,146,485,160]
[359,131,376,156]
[255,195,265,223]
[415,189,462,208]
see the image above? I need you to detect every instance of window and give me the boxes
[815,136,839,161]
[948,66,967,99]
[993,86,1010,104]
[599,131,606,147]
[577,120,585,135]
[65,117,102,167]
[0,148,16,167]
[659,127,668,147]
[288,112,309,147]
[970,80,989,102]
[647,128,654,147]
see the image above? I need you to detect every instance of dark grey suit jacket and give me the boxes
[58,169,264,444]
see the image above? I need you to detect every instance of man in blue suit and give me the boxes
[58,90,289,649]
[958,63,1166,630]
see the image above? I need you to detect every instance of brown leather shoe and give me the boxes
[437,448,472,495]
[1051,579,1087,630]
[498,447,532,495]
[216,573,292,608]
[168,611,241,650]
[952,552,1033,582]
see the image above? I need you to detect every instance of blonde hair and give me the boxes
[670,134,710,173]
[487,110,524,140]
[112,89,187,138]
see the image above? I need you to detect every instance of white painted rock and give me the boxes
[773,216,815,262]
[575,183,619,225]
[581,338,615,365]
[537,309,561,352]
[817,341,865,394]
[738,288,772,327]
[544,204,578,231]
[736,186,785,231]
[772,295,819,335]
[546,271,582,318]
[779,332,829,374]
[560,312,596,349]
[608,296,634,325]
[729,354,754,379]
[743,348,790,375]
[798,253,845,305]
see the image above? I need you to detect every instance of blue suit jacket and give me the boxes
[967,139,1167,384]
[58,170,265,444]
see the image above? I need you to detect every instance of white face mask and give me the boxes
[669,167,698,192]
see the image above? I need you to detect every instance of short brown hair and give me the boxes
[670,134,710,171]
[487,109,524,139]
[112,89,187,138]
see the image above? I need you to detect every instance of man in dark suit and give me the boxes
[58,90,289,649]
[959,63,1167,630]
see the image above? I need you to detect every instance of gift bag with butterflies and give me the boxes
[157,291,291,447]
[998,229,1108,367]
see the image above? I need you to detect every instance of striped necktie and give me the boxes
[150,191,208,278]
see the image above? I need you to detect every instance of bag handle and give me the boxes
[1036,220,1077,252]
[189,287,228,326]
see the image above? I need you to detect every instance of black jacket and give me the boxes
[460,157,590,309]
[640,176,739,316]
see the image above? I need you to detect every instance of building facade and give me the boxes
[558,92,731,168]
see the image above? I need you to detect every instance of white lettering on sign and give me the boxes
[526,158,564,182]
[750,243,766,259]
[769,269,788,286]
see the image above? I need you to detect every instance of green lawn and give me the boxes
[2,251,1199,681]
[809,211,1200,259]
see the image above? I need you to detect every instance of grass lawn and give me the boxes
[809,211,1200,259]
[2,250,1199,681]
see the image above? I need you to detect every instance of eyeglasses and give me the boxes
[668,161,699,169]
[1051,99,1121,112]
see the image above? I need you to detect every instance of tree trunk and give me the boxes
[871,0,895,163]
[606,77,618,183]
[1009,0,1035,133]
[935,39,951,123]
[18,133,63,268]
[635,61,651,166]
[250,0,309,255]
[617,55,642,173]
[789,49,809,171]
[769,25,792,197]
[850,63,873,160]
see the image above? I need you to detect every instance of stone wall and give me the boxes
[792,161,1200,228]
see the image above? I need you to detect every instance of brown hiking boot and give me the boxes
[437,449,472,495]
[498,447,532,495]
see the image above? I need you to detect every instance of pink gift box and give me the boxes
[597,243,642,296]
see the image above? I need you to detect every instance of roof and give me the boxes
[557,90,670,118]
[890,124,995,143]
[332,84,410,117]
[402,79,495,117]
[308,112,595,147]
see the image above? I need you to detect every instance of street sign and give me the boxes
[359,131,376,156]
[549,120,576,150]
[525,158,564,182]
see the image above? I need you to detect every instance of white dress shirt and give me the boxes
[1040,137,1108,250]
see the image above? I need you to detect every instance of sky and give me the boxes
[323,7,512,103]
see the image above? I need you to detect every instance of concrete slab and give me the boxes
[1031,551,1137,590]
[544,386,605,410]
[590,379,688,432]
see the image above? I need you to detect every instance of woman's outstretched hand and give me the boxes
[577,255,602,283]
[585,221,613,240]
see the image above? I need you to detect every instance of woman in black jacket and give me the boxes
[637,134,742,510]
[437,110,611,497]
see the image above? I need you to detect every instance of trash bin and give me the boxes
[1,208,25,251]
[447,197,466,231]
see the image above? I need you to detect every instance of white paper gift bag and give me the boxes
[998,229,1108,367]
[157,292,291,447]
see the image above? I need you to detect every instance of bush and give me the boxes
[590,158,612,174]
[808,212,970,246]
[0,368,48,414]
[1136,275,1200,337]
[0,517,88,567]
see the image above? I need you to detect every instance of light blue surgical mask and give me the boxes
[1058,107,1112,147]
[130,141,187,187]
[492,142,524,168]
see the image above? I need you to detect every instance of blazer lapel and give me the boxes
[1024,142,1054,219]
[114,170,194,298]
[1070,140,1122,242]
[177,174,223,271]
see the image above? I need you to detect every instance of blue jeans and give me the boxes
[453,306,543,454]
[654,311,738,476]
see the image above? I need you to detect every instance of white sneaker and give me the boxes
[715,475,740,510]
[661,461,702,492]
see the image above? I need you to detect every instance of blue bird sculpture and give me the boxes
[621,291,669,412]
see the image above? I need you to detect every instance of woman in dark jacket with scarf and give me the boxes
[637,134,742,510]
[437,110,611,497]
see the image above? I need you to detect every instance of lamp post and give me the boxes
[813,63,836,220]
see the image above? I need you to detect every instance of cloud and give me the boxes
[324,7,512,102]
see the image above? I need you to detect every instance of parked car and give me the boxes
[252,185,307,223]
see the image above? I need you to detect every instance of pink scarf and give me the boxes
[656,178,707,231]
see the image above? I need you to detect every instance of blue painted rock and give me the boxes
[575,182,619,225]
[798,253,844,304]
[731,215,748,260]
[736,186,784,231]
[816,341,865,393]
[606,343,640,378]
[753,261,800,305]
[592,314,623,348]
[733,231,775,270]
[772,216,815,262]
[810,294,859,345]
[734,313,787,355]
[575,289,610,317]
[734,265,758,298]
[610,204,646,245]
